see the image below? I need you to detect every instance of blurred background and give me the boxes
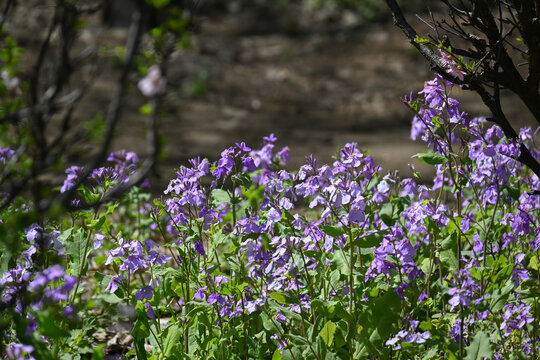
[8,0,533,191]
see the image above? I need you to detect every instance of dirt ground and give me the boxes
[10,2,536,192]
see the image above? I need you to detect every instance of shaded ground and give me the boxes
[111,11,437,189]
[11,2,535,192]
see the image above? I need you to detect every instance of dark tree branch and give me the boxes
[0,0,15,29]
[63,20,180,212]
[385,0,540,180]
[49,6,145,211]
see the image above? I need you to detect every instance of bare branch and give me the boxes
[51,7,144,211]
[386,0,540,180]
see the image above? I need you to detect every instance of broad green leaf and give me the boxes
[332,250,349,275]
[89,215,106,231]
[211,189,230,205]
[65,228,87,277]
[320,225,346,237]
[379,203,397,226]
[529,254,539,270]
[269,292,287,304]
[422,348,439,360]
[329,269,341,289]
[289,334,310,347]
[490,280,513,312]
[464,331,492,360]
[357,291,400,353]
[134,338,148,360]
[439,249,459,273]
[413,150,448,165]
[281,347,302,360]
[132,303,150,340]
[36,311,69,339]
[319,321,337,347]
[353,230,388,248]
[163,325,182,357]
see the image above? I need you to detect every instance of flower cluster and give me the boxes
[61,150,141,194]
[2,75,539,359]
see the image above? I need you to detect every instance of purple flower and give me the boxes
[120,254,148,273]
[61,166,82,193]
[448,287,471,309]
[28,265,65,291]
[277,146,290,164]
[6,343,34,359]
[144,303,155,319]
[0,147,15,164]
[235,142,251,152]
[500,302,534,336]
[194,241,205,256]
[440,50,466,81]
[193,286,206,300]
[511,211,531,236]
[263,133,277,144]
[94,233,105,250]
[419,78,445,108]
[63,305,77,318]
[511,266,530,287]
[208,293,224,305]
[105,275,124,294]
[136,286,153,301]
[270,334,287,351]
[405,331,431,344]
[417,290,428,302]
[275,308,286,322]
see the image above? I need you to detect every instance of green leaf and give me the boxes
[36,311,69,339]
[357,291,400,353]
[379,203,396,227]
[134,338,148,360]
[353,230,388,248]
[319,321,337,347]
[439,248,459,273]
[422,347,439,360]
[269,292,287,304]
[65,228,87,277]
[147,0,171,9]
[414,35,430,44]
[413,150,449,165]
[529,254,539,270]
[329,269,341,289]
[139,103,153,115]
[281,347,302,360]
[464,331,492,360]
[163,325,182,357]
[132,303,150,340]
[211,189,230,205]
[91,345,105,360]
[320,225,346,237]
[490,280,513,312]
[89,215,106,231]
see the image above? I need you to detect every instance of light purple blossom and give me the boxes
[136,286,153,301]
[138,65,167,97]
[105,275,124,294]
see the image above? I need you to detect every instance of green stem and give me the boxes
[70,210,99,305]
[348,229,355,315]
